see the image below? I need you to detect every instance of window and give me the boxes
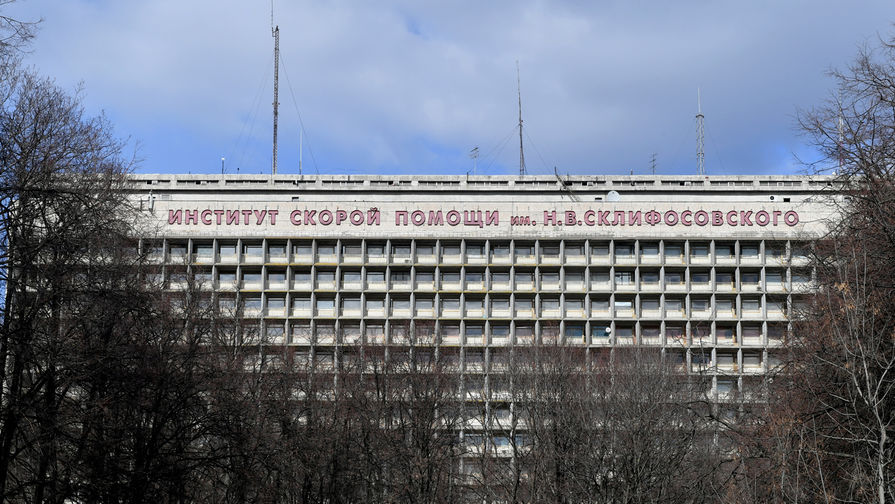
[741,243,760,257]
[541,271,559,284]
[515,272,534,286]
[691,271,710,283]
[565,243,584,256]
[342,244,362,256]
[416,243,435,257]
[492,325,510,338]
[293,243,312,258]
[491,272,510,285]
[416,271,434,285]
[466,272,484,284]
[591,243,610,257]
[316,298,335,312]
[341,297,361,312]
[441,298,460,312]
[515,244,534,258]
[244,296,262,310]
[566,298,584,310]
[218,271,237,286]
[390,270,411,283]
[516,325,534,339]
[716,298,734,313]
[442,244,461,256]
[615,271,634,284]
[442,271,460,283]
[218,243,236,259]
[267,297,285,310]
[541,244,560,257]
[317,243,336,256]
[541,298,560,312]
[293,297,311,310]
[367,271,385,284]
[316,270,335,285]
[690,244,710,257]
[194,243,213,259]
[268,271,286,285]
[640,243,659,256]
[392,298,411,312]
[367,243,385,256]
[565,324,585,339]
[592,325,611,338]
[716,272,734,285]
[641,298,660,311]
[293,271,311,286]
[716,243,735,258]
[742,299,761,312]
[515,298,533,312]
[665,271,684,285]
[242,271,262,286]
[415,297,434,311]
[641,271,659,283]
[342,271,361,286]
[491,298,510,312]
[565,271,585,284]
[741,271,760,284]
[591,270,610,283]
[665,298,683,311]
[366,298,385,311]
[268,244,287,259]
[615,243,634,256]
[691,298,710,312]
[592,298,610,311]
[492,243,510,258]
[664,243,683,257]
[392,244,411,256]
[466,243,485,257]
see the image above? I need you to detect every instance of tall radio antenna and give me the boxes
[271,1,280,175]
[696,88,705,175]
[517,61,526,176]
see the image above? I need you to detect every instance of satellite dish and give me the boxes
[604,326,612,334]
[606,190,621,202]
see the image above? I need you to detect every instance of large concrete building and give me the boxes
[134,173,834,401]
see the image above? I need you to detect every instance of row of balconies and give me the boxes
[198,274,812,294]
[158,240,810,267]
[265,323,786,348]
[239,298,794,320]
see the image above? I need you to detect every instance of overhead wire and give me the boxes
[231,53,273,173]
[279,54,320,174]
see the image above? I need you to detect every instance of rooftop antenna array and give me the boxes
[517,61,526,176]
[469,146,479,175]
[696,88,705,175]
[271,1,280,175]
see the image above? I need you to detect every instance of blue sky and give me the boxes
[6,1,895,177]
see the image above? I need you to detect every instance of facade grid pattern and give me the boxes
[153,237,812,400]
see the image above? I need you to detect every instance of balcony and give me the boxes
[639,280,661,292]
[665,281,686,293]
[614,254,637,266]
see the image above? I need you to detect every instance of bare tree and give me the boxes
[763,35,895,504]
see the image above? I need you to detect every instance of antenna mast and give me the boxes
[696,88,705,175]
[271,2,280,175]
[517,61,526,176]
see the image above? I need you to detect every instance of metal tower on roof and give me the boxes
[517,61,526,177]
[271,2,280,175]
[696,88,705,176]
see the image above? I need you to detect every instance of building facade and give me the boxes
[134,173,833,401]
